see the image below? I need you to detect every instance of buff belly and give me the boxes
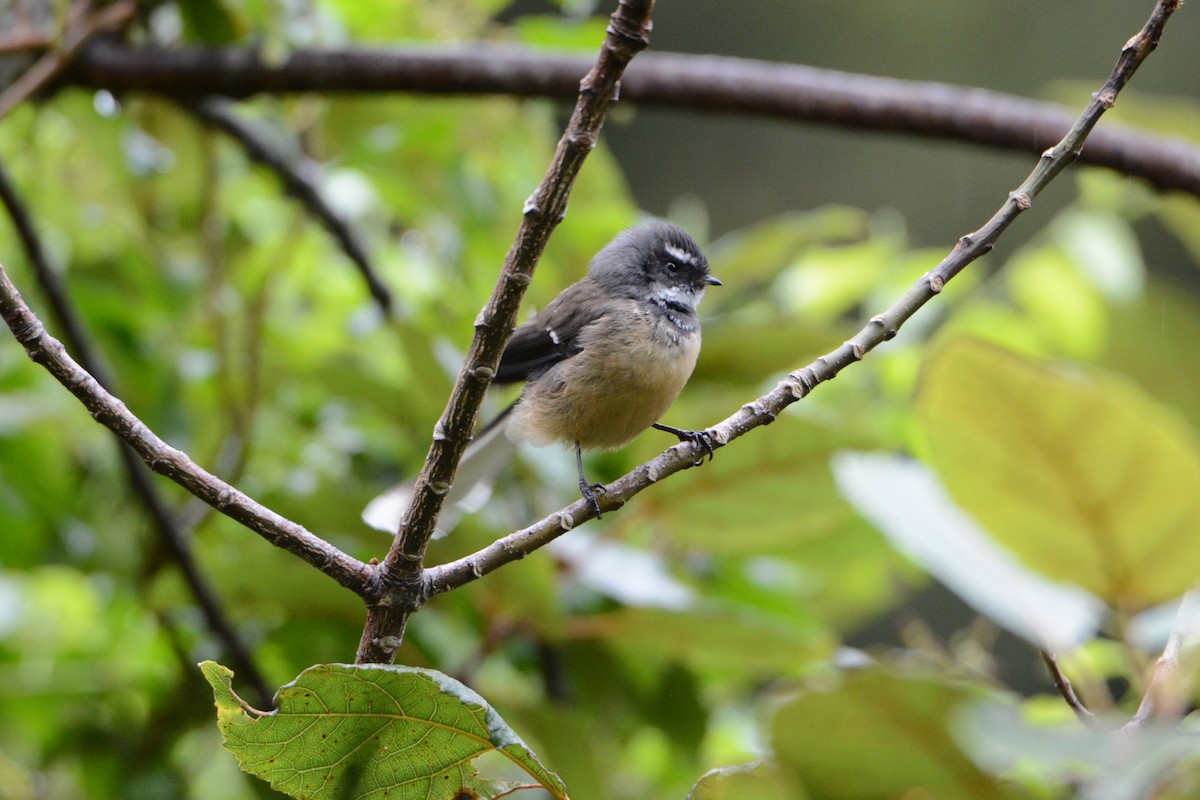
[508,313,701,451]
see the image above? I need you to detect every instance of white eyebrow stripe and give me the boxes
[663,244,696,264]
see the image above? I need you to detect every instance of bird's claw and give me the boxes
[678,428,715,465]
[654,423,716,465]
[580,482,605,519]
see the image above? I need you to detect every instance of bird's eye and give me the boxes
[665,261,679,273]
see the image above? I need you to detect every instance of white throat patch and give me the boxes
[649,282,704,311]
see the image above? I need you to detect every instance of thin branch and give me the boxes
[177,96,394,316]
[0,160,274,705]
[0,164,106,381]
[1122,586,1200,732]
[70,38,1200,199]
[353,0,657,665]
[425,0,1182,597]
[0,262,373,596]
[1040,650,1095,726]
[0,0,136,120]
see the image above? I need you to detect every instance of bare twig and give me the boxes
[71,38,1200,199]
[424,0,1182,596]
[0,161,274,706]
[0,262,373,596]
[1122,587,1200,732]
[1040,650,1095,725]
[353,0,657,665]
[178,96,394,316]
[0,0,135,120]
[0,164,106,381]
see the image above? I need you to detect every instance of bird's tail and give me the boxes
[361,404,519,537]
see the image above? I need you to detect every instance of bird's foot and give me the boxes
[579,481,605,519]
[653,423,716,465]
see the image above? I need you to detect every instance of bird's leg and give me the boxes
[575,440,604,518]
[653,422,716,465]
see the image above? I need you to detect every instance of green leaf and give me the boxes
[511,16,610,49]
[177,0,241,44]
[916,337,1200,611]
[1006,243,1109,360]
[200,661,568,800]
[771,669,1009,800]
[568,606,831,678]
[695,314,841,385]
[688,762,802,800]
[1050,209,1143,303]
[776,238,901,322]
[706,208,870,294]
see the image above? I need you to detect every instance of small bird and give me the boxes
[363,220,720,534]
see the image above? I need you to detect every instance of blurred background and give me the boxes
[2,0,1200,798]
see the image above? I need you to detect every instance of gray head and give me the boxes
[588,221,720,309]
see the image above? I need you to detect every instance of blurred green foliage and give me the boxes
[2,1,1200,798]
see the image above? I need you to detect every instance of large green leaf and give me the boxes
[771,670,1010,800]
[201,661,567,800]
[916,338,1200,611]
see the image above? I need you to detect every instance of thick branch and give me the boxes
[425,0,1182,596]
[0,262,373,596]
[71,38,1200,199]
[354,0,656,665]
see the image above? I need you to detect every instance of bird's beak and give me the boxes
[705,275,723,287]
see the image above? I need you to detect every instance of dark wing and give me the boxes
[494,278,606,384]
[494,325,571,384]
